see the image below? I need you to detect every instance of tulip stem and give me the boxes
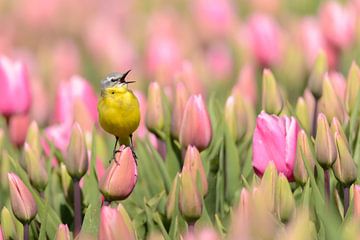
[188,222,195,234]
[344,187,350,216]
[23,223,29,240]
[324,170,330,203]
[73,179,82,237]
[311,99,318,137]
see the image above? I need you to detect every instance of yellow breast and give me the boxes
[98,86,140,140]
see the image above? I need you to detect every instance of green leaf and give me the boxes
[348,92,360,151]
[80,201,102,236]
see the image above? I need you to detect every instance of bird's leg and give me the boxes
[129,134,138,165]
[111,136,121,164]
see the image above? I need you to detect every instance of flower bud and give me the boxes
[307,51,328,99]
[332,132,357,186]
[25,121,42,157]
[64,123,89,179]
[1,207,16,240]
[318,76,346,123]
[345,62,360,114]
[179,171,203,224]
[8,173,37,223]
[24,143,48,191]
[182,145,208,196]
[275,174,295,222]
[171,82,189,139]
[146,82,165,135]
[261,69,283,115]
[330,117,349,148]
[295,97,311,134]
[315,113,337,169]
[353,185,360,217]
[259,162,278,213]
[98,205,136,240]
[99,147,137,201]
[59,163,73,199]
[166,173,179,220]
[294,130,315,186]
[180,95,212,151]
[9,114,30,147]
[224,94,248,142]
[55,224,71,240]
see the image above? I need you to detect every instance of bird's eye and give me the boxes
[111,78,117,82]
[111,91,115,94]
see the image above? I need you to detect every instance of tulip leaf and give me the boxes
[224,127,241,204]
[152,212,170,240]
[80,201,101,236]
[8,154,61,238]
[164,136,181,182]
[169,215,179,240]
[349,92,360,151]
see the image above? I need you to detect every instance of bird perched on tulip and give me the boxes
[98,70,140,159]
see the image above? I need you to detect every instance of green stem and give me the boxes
[73,179,82,237]
[344,187,350,216]
[324,170,330,203]
[23,223,29,240]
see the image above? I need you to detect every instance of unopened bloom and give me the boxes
[295,97,311,134]
[1,207,16,240]
[182,145,208,196]
[98,205,135,240]
[8,173,37,223]
[24,143,48,191]
[180,95,212,151]
[55,224,71,240]
[64,123,89,179]
[166,174,180,220]
[307,51,328,99]
[0,56,31,117]
[345,62,360,114]
[99,147,137,201]
[276,174,295,222]
[252,112,300,181]
[146,82,166,136]
[262,69,283,115]
[232,64,257,106]
[171,82,189,139]
[9,114,30,147]
[224,94,248,142]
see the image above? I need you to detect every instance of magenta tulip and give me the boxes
[0,56,31,118]
[252,112,300,181]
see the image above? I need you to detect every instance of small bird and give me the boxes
[98,70,140,160]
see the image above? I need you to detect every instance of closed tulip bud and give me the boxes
[307,51,328,99]
[1,207,16,240]
[59,163,73,199]
[345,62,360,114]
[318,76,346,123]
[180,95,212,151]
[315,113,337,169]
[24,143,48,191]
[98,205,135,240]
[330,117,349,148]
[182,145,208,196]
[55,224,71,240]
[225,94,248,142]
[260,162,278,213]
[64,123,88,179]
[99,147,137,201]
[166,173,179,220]
[332,132,357,186]
[171,82,189,139]
[295,97,311,134]
[179,172,203,224]
[146,82,165,135]
[294,130,315,186]
[262,69,283,115]
[25,121,42,157]
[224,96,237,141]
[353,185,360,217]
[276,174,295,222]
[9,114,30,147]
[8,173,37,223]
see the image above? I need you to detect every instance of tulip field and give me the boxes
[2,0,360,239]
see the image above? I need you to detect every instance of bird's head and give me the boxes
[101,70,135,90]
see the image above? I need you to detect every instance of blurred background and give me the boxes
[1,0,360,124]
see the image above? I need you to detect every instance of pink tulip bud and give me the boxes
[345,62,360,114]
[246,14,282,66]
[328,71,346,102]
[9,114,30,148]
[64,123,89,179]
[99,147,137,201]
[24,143,48,191]
[180,95,212,151]
[145,82,166,136]
[44,122,72,155]
[175,61,204,95]
[171,82,189,139]
[204,43,233,81]
[232,64,257,106]
[0,56,31,118]
[354,185,360,217]
[7,173,37,223]
[98,205,135,240]
[252,112,300,181]
[55,224,71,240]
[54,75,97,126]
[319,1,355,49]
[182,145,208,196]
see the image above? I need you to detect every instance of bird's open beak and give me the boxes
[121,70,131,81]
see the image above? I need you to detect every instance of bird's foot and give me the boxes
[109,149,122,165]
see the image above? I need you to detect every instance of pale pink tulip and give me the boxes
[319,1,355,49]
[252,112,300,180]
[180,95,212,151]
[328,71,346,101]
[54,75,97,126]
[354,185,360,217]
[9,114,30,147]
[246,14,282,66]
[204,43,233,81]
[175,61,204,95]
[232,64,257,106]
[44,121,72,154]
[0,56,31,118]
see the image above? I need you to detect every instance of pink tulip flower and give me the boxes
[328,71,346,101]
[180,95,212,151]
[54,75,97,126]
[0,56,31,118]
[252,112,300,181]
[319,1,355,49]
[232,64,257,106]
[205,43,233,81]
[9,114,30,147]
[246,14,282,67]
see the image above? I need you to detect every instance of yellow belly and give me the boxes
[98,91,140,143]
